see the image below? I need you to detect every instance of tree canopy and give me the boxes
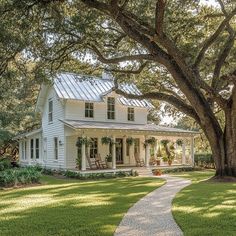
[0,0,236,176]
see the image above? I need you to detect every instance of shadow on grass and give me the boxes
[0,176,164,236]
[172,180,236,236]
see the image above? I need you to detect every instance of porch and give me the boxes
[63,120,198,171]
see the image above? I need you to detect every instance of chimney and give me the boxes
[102,69,113,80]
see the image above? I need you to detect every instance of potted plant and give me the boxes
[153,169,162,176]
[105,154,112,168]
[161,140,175,166]
[149,155,156,165]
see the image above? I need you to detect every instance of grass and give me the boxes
[172,170,236,236]
[0,175,164,236]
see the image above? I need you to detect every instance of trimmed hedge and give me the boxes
[194,153,215,168]
[63,170,137,180]
[0,167,41,187]
[152,166,202,174]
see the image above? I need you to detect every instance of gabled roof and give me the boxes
[53,72,153,108]
[13,128,42,140]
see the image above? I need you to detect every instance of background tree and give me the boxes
[1,0,236,178]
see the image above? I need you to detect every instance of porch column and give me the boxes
[81,136,86,171]
[154,137,158,158]
[145,136,150,167]
[190,137,195,166]
[112,136,116,169]
[182,139,186,165]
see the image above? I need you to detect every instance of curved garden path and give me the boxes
[114,175,191,236]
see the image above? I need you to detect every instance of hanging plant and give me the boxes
[160,139,169,146]
[176,139,183,146]
[145,137,156,146]
[76,137,92,147]
[126,137,134,145]
[101,136,112,145]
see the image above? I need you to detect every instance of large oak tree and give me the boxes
[2,0,236,177]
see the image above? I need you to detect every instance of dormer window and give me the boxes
[48,99,53,122]
[107,97,115,120]
[128,107,135,121]
[85,102,94,118]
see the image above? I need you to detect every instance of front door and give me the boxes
[116,138,123,164]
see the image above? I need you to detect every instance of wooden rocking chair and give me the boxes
[86,151,99,169]
[95,154,108,169]
[134,153,145,167]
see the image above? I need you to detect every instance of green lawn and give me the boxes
[172,170,236,236]
[0,175,164,236]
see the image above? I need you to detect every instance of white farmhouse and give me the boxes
[16,72,197,171]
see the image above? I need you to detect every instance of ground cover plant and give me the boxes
[0,166,41,188]
[172,171,236,236]
[0,175,164,236]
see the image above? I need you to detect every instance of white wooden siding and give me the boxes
[65,92,148,124]
[41,88,66,169]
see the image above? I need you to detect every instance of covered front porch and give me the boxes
[63,120,198,171]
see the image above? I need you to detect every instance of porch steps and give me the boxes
[134,167,153,177]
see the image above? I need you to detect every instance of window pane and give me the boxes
[107,97,115,119]
[54,137,58,160]
[48,100,53,122]
[35,139,39,159]
[30,139,34,159]
[85,102,94,118]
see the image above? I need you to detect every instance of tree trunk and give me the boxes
[205,99,236,178]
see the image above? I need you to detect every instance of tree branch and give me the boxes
[212,31,235,89]
[108,61,149,74]
[89,44,154,63]
[155,0,166,35]
[194,6,236,67]
[113,85,200,123]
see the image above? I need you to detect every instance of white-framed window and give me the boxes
[21,141,27,160]
[85,102,94,118]
[127,107,135,121]
[107,97,115,120]
[54,137,58,160]
[48,99,53,123]
[35,138,39,159]
[24,141,27,160]
[30,139,34,159]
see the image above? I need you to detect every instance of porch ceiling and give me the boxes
[61,119,199,137]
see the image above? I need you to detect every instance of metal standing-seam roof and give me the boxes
[53,72,153,108]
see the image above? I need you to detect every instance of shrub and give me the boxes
[194,153,214,168]
[64,170,79,178]
[0,167,41,187]
[63,170,134,180]
[152,166,202,174]
[0,169,16,187]
[41,168,54,175]
[0,158,12,171]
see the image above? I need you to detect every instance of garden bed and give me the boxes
[0,166,42,188]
